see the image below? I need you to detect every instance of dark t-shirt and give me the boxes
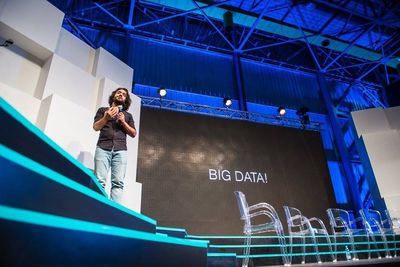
[94,107,136,151]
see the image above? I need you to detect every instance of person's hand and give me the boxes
[116,112,125,123]
[104,107,118,120]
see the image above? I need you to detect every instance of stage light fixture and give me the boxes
[158,88,167,97]
[296,107,310,125]
[223,98,232,107]
[277,107,286,117]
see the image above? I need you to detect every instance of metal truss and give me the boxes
[293,5,322,71]
[356,84,385,108]
[53,0,400,89]
[140,96,322,131]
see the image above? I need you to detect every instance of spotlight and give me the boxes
[157,87,167,97]
[0,39,14,47]
[223,98,232,107]
[277,107,286,117]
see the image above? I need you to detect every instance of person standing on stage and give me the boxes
[93,87,136,203]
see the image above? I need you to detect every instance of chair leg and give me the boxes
[369,233,382,259]
[366,233,372,259]
[332,234,338,261]
[242,234,251,267]
[325,234,336,262]
[348,234,359,260]
[287,234,293,265]
[301,235,306,264]
[311,234,322,264]
[381,233,391,258]
[277,227,290,266]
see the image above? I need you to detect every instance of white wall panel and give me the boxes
[36,54,99,111]
[0,0,64,60]
[39,94,98,170]
[122,94,141,211]
[384,195,400,212]
[362,130,400,197]
[351,108,391,138]
[385,106,400,131]
[122,183,142,213]
[125,94,141,184]
[352,106,400,212]
[92,47,133,90]
[0,82,40,123]
[56,28,95,73]
[0,46,41,96]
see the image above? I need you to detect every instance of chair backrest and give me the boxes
[360,209,383,233]
[234,191,249,220]
[327,208,352,230]
[283,206,303,227]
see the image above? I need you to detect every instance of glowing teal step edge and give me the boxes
[208,253,237,257]
[207,249,399,259]
[156,226,188,233]
[0,205,208,248]
[236,248,399,259]
[0,143,156,225]
[210,240,400,248]
[187,234,400,239]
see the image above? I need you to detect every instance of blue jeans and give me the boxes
[94,147,127,203]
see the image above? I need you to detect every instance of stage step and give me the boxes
[0,144,156,233]
[0,205,208,267]
[156,226,188,238]
[0,97,104,195]
[207,253,238,267]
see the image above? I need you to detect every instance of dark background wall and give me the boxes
[137,108,336,235]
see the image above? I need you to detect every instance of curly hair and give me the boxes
[108,87,131,111]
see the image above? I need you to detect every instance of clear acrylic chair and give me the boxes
[359,209,391,259]
[385,210,400,257]
[234,191,290,267]
[284,206,335,264]
[327,208,363,261]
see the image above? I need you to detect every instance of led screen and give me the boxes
[137,108,336,235]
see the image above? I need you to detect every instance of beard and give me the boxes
[113,98,124,106]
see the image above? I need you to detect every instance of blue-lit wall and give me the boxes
[78,26,372,112]
[241,59,324,113]
[130,38,234,97]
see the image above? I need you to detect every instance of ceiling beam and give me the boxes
[191,0,235,50]
[134,0,229,29]
[323,24,375,71]
[238,0,272,51]
[312,0,398,29]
